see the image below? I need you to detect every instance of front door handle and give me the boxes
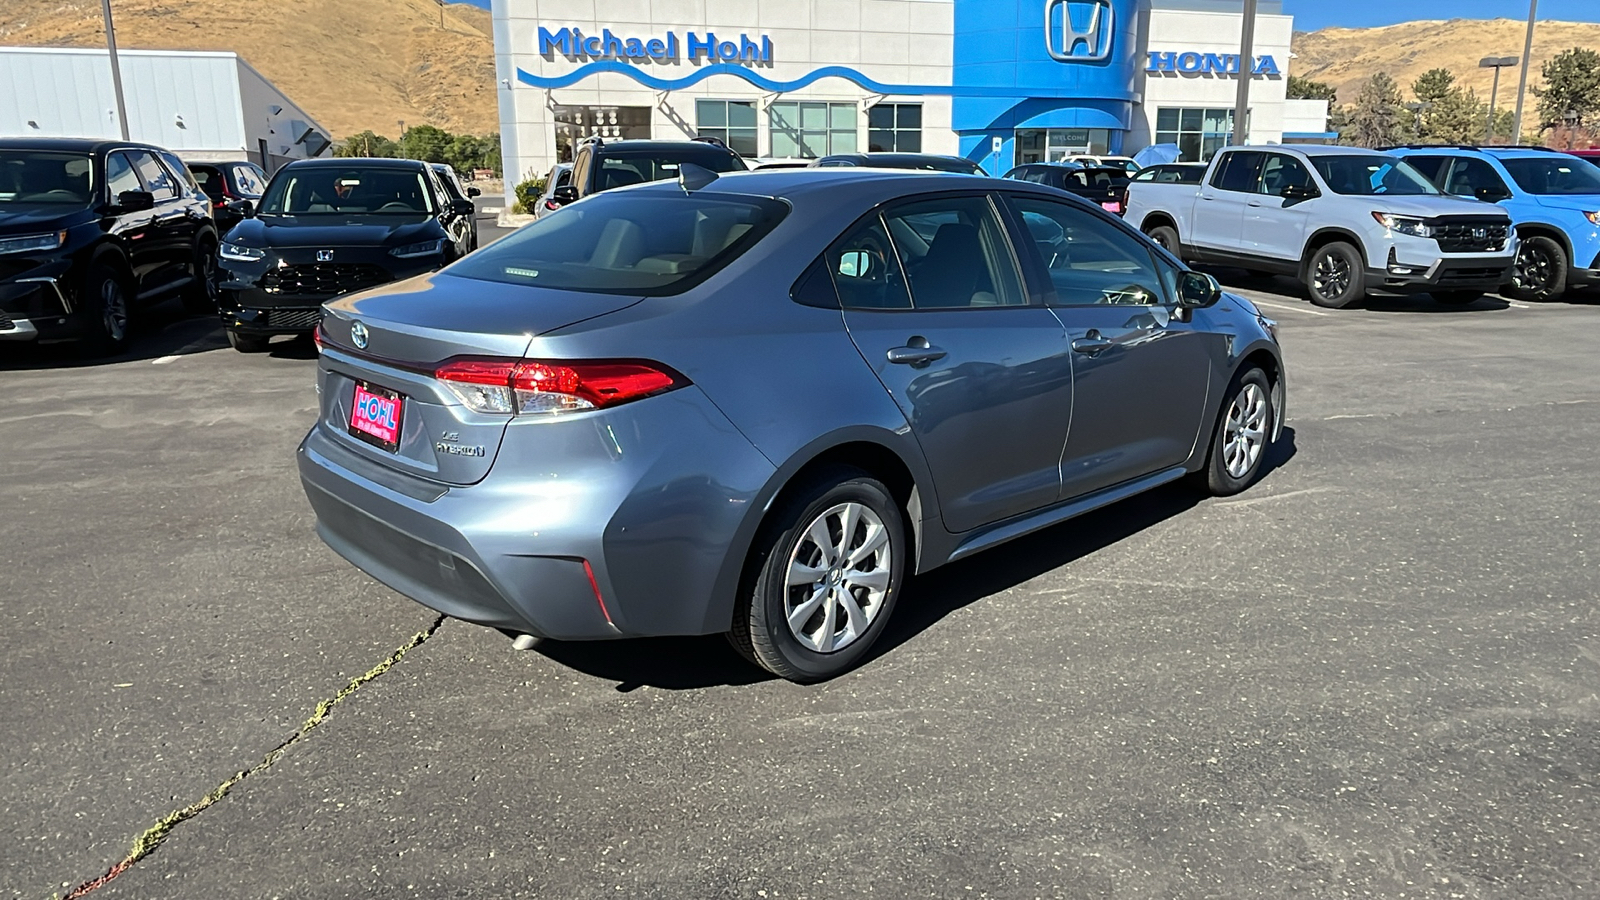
[1247,201,1264,208]
[1071,332,1114,355]
[886,336,947,366]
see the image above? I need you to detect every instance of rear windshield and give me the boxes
[1311,155,1439,196]
[259,166,434,215]
[595,152,744,191]
[1501,157,1600,195]
[231,164,267,197]
[0,150,94,205]
[191,165,225,200]
[448,191,788,295]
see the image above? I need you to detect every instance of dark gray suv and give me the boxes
[300,168,1285,681]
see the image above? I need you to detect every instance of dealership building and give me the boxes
[492,0,1332,184]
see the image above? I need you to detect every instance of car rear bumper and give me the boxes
[1367,252,1515,293]
[298,386,776,641]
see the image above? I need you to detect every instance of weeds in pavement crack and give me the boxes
[58,616,446,898]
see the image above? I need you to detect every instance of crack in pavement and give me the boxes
[56,615,447,899]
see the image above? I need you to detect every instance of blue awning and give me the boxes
[1012,105,1128,131]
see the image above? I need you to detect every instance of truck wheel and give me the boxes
[181,236,219,314]
[1147,225,1180,255]
[1305,242,1364,308]
[77,265,132,358]
[1505,235,1568,301]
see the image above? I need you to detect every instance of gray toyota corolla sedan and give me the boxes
[300,167,1285,681]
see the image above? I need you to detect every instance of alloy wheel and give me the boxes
[1222,382,1268,479]
[1312,253,1351,301]
[784,501,892,654]
[101,279,128,342]
[1512,245,1553,291]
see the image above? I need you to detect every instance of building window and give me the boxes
[868,104,922,152]
[553,105,652,163]
[1155,108,1237,162]
[695,100,758,157]
[1013,128,1112,164]
[770,102,857,158]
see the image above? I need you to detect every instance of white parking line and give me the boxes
[151,334,223,365]
[1506,301,1531,309]
[1248,298,1331,317]
[151,355,181,365]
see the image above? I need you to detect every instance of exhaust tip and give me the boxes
[510,633,538,651]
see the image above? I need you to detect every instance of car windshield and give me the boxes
[595,153,744,191]
[0,150,95,206]
[259,166,434,215]
[1310,155,1439,196]
[1500,157,1600,195]
[448,191,787,295]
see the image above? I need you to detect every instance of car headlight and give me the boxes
[1584,211,1600,226]
[0,230,67,255]
[219,242,266,262]
[390,239,445,259]
[1371,212,1433,238]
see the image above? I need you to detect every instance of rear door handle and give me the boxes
[1071,334,1114,355]
[886,339,947,366]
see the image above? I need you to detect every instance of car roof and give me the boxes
[0,136,171,154]
[188,160,257,168]
[587,140,737,154]
[1391,145,1572,159]
[610,168,1085,206]
[282,156,428,169]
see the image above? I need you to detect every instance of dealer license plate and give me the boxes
[348,381,404,452]
[1101,201,1122,213]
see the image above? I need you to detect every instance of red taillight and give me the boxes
[434,358,684,415]
[544,200,561,210]
[312,325,325,351]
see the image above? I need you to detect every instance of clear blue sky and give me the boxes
[1283,0,1599,31]
[457,0,1597,34]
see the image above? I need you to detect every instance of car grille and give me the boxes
[1432,218,1510,253]
[260,263,391,298]
[1436,266,1508,286]
[265,307,323,330]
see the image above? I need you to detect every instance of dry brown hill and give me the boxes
[0,0,497,139]
[1294,18,1600,110]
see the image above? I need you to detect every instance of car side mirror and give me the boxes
[226,198,255,218]
[115,190,155,213]
[1279,184,1319,201]
[551,185,579,205]
[466,186,482,198]
[450,198,475,216]
[1176,271,1222,309]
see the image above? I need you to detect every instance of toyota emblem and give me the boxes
[317,249,334,262]
[350,321,369,350]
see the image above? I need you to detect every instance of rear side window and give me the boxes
[106,152,142,197]
[232,165,267,197]
[156,151,198,192]
[880,196,1026,308]
[129,151,178,201]
[447,192,787,295]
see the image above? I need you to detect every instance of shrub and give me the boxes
[513,176,546,213]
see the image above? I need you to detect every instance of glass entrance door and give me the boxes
[1015,128,1113,165]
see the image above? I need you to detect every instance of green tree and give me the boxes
[334,130,397,158]
[397,124,453,163]
[1342,73,1410,147]
[1534,47,1600,136]
[1287,75,1337,102]
[1409,69,1487,144]
[1411,68,1458,104]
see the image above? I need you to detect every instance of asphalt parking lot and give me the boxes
[4,239,1599,897]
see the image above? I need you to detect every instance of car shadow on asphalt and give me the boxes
[539,427,1299,692]
[1202,267,1517,313]
[0,298,226,370]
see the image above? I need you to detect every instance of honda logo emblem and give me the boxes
[1045,0,1114,63]
[316,249,334,262]
[1471,227,1487,240]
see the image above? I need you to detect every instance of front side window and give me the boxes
[1309,155,1439,196]
[1402,155,1450,185]
[1440,157,1510,199]
[695,100,758,157]
[868,104,922,153]
[129,151,178,201]
[105,152,141,198]
[879,196,1025,308]
[447,192,786,295]
[1500,157,1600,195]
[1009,195,1168,307]
[770,102,857,158]
[259,167,436,214]
[0,150,94,206]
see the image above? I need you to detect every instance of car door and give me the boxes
[835,194,1074,533]
[126,149,194,296]
[1004,193,1214,499]
[1192,150,1264,254]
[104,150,162,293]
[1241,152,1317,262]
[427,168,469,258]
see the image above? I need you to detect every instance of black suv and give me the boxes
[0,138,219,355]
[215,157,472,352]
[188,160,269,236]
[546,137,745,209]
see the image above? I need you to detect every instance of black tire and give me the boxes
[729,467,906,683]
[1304,241,1365,308]
[77,265,132,358]
[1432,289,1482,305]
[226,329,270,353]
[1505,235,1568,301]
[1147,224,1180,255]
[1190,367,1275,497]
[182,235,220,314]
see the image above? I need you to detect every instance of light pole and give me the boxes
[1405,101,1434,142]
[1232,0,1260,146]
[1480,56,1519,144]
[1512,0,1538,143]
[100,0,130,140]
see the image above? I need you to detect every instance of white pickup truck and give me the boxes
[1123,145,1517,308]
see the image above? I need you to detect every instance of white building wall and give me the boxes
[1137,10,1295,147]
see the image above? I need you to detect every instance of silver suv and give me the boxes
[1126,145,1516,307]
